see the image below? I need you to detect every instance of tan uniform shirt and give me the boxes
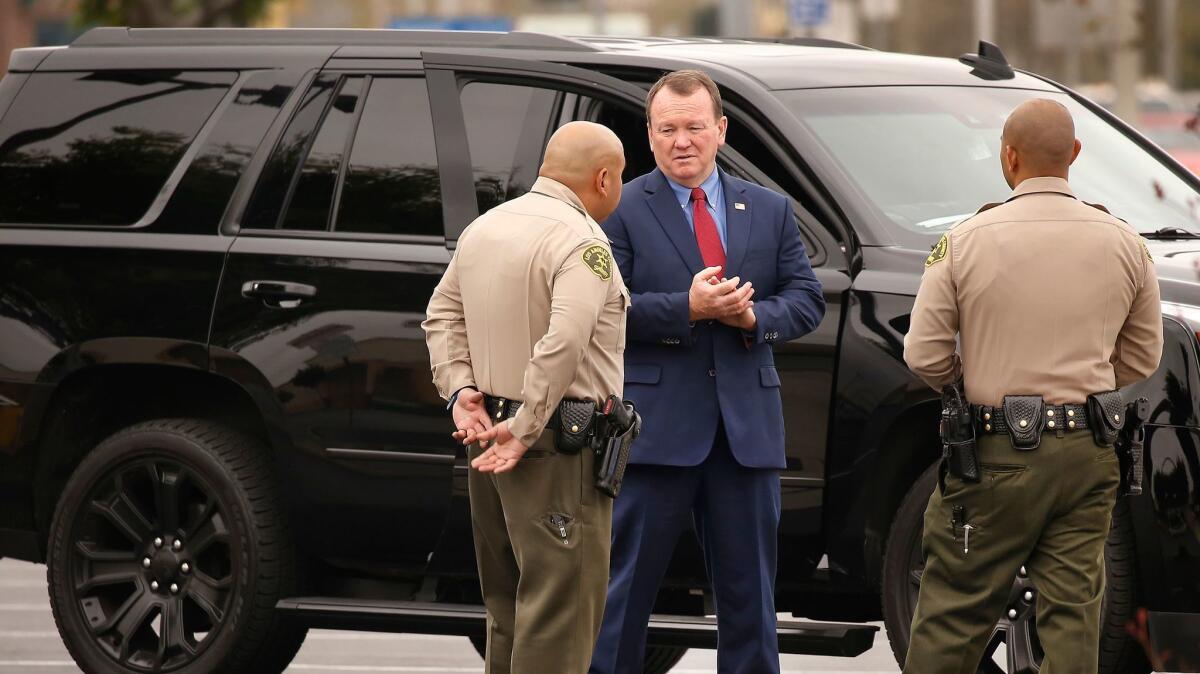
[423,177,628,447]
[904,177,1163,406]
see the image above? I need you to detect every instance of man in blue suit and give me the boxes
[589,70,825,674]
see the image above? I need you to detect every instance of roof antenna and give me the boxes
[959,40,1015,80]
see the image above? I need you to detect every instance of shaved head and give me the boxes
[1000,99,1081,187]
[540,121,626,221]
[541,121,623,187]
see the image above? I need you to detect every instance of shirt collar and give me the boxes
[666,166,722,208]
[529,176,588,217]
[1008,176,1076,201]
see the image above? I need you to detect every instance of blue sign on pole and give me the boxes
[789,0,830,27]
[388,16,514,32]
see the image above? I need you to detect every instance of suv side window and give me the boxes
[281,77,365,231]
[243,75,443,237]
[336,77,441,236]
[242,73,339,230]
[0,70,235,226]
[460,82,558,212]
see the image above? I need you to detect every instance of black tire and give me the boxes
[882,463,1149,674]
[47,419,306,673]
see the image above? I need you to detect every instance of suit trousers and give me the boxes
[903,431,1121,674]
[468,435,613,674]
[589,426,782,674]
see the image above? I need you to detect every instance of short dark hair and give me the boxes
[645,69,723,125]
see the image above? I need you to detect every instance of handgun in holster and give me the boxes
[593,395,641,499]
[940,381,981,491]
[1115,397,1149,497]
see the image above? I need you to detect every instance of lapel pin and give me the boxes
[734,202,746,210]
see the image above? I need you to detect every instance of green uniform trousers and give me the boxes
[468,436,613,674]
[904,430,1121,674]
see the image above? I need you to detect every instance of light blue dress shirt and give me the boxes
[666,167,727,251]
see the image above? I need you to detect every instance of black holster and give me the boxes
[592,395,641,499]
[1115,397,1149,497]
[941,382,981,487]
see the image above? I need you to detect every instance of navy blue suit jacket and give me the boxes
[603,168,825,469]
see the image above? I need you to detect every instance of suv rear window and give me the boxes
[0,70,234,226]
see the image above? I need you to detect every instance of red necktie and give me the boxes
[691,187,726,271]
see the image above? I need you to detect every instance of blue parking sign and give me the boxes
[789,0,830,27]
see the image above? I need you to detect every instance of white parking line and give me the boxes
[0,662,75,668]
[0,632,57,638]
[0,605,49,611]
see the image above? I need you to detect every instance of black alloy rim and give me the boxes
[905,533,1044,673]
[68,458,236,671]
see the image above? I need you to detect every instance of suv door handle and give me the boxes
[241,280,318,308]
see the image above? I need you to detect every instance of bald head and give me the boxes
[1000,99,1081,187]
[540,121,626,221]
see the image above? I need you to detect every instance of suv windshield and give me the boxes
[775,87,1200,238]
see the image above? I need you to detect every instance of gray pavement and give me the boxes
[0,558,901,673]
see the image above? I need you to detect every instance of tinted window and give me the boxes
[156,69,300,234]
[461,82,557,211]
[0,70,234,225]
[336,77,442,236]
[242,73,339,230]
[280,77,364,231]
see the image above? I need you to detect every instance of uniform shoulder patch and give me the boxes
[926,233,949,267]
[1141,240,1153,262]
[582,244,612,280]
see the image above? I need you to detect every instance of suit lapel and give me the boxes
[721,171,752,277]
[644,169,705,273]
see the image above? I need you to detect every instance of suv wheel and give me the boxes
[47,419,306,673]
[882,463,1149,674]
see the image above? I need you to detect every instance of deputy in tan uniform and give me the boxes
[903,99,1163,674]
[423,121,627,674]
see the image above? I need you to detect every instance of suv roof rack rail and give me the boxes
[959,40,1015,80]
[71,27,597,52]
[738,36,871,50]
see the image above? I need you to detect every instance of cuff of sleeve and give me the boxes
[752,318,782,346]
[674,292,695,345]
[508,409,544,448]
[436,366,476,401]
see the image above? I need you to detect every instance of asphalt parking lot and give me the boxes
[0,558,901,673]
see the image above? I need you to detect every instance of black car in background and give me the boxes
[1,28,1198,674]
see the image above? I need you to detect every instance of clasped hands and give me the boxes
[450,389,529,474]
[688,265,756,331]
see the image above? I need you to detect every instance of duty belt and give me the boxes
[972,403,1091,435]
[484,395,521,421]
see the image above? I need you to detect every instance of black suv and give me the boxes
[1,27,1198,674]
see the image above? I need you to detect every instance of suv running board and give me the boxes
[275,597,877,657]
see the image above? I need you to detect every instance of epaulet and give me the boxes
[974,202,1002,215]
